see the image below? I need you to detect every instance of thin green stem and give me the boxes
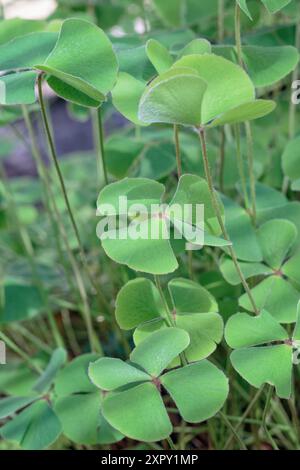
[245,121,257,224]
[235,3,243,67]
[93,106,108,187]
[224,385,265,449]
[0,331,43,374]
[262,386,279,450]
[37,74,110,313]
[219,127,225,192]
[198,128,259,315]
[166,436,176,450]
[234,123,250,210]
[174,124,182,178]
[219,411,247,450]
[154,275,188,366]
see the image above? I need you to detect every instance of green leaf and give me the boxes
[231,345,292,399]
[146,39,173,74]
[225,310,288,349]
[223,196,262,262]
[242,45,299,88]
[0,363,40,396]
[136,142,176,180]
[102,382,172,442]
[172,54,255,125]
[54,393,123,445]
[0,71,37,105]
[37,19,118,105]
[237,0,253,19]
[168,277,218,313]
[176,313,224,361]
[0,19,46,45]
[208,100,275,128]
[88,357,151,391]
[1,400,62,450]
[0,284,44,323]
[105,136,144,178]
[282,251,300,286]
[261,0,291,14]
[97,178,164,215]
[239,276,299,323]
[112,72,148,126]
[0,396,37,419]
[101,217,179,275]
[161,361,229,422]
[169,174,224,236]
[115,278,164,330]
[0,32,57,71]
[178,39,212,58]
[282,135,300,183]
[139,67,207,127]
[257,219,297,270]
[130,328,190,376]
[55,354,100,396]
[33,348,67,393]
[220,256,272,285]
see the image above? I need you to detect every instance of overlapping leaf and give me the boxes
[89,328,228,442]
[97,175,230,274]
[116,276,223,363]
[225,309,300,398]
[139,54,275,127]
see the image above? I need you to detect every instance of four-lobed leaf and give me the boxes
[139,54,275,127]
[89,328,228,442]
[225,309,299,398]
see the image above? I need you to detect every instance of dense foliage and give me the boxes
[0,0,300,451]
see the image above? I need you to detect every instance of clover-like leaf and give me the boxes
[0,71,37,106]
[221,218,299,322]
[225,310,295,398]
[0,396,38,420]
[130,328,190,376]
[89,328,228,442]
[139,54,275,127]
[0,32,57,71]
[115,278,165,330]
[97,175,229,274]
[36,19,118,107]
[139,67,207,127]
[239,275,299,323]
[161,361,229,422]
[102,382,172,442]
[146,39,173,74]
[89,358,151,390]
[178,38,212,58]
[54,354,123,445]
[257,219,297,270]
[112,72,148,126]
[0,400,61,450]
[223,195,262,262]
[116,277,223,363]
[213,45,299,88]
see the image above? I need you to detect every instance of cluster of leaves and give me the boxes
[0,0,300,451]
